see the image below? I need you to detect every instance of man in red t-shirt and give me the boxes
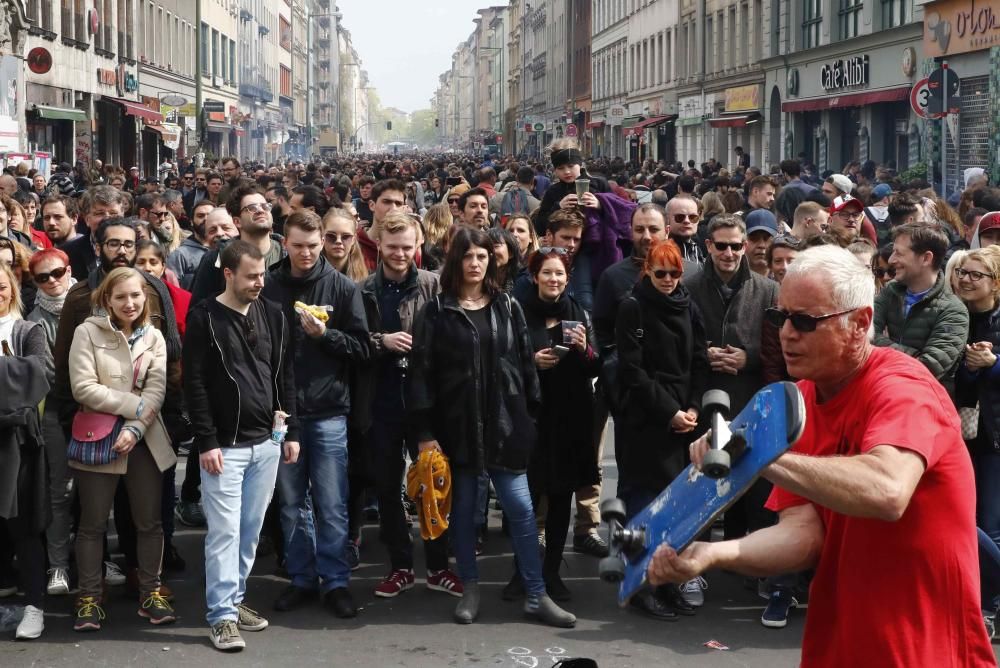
[647,245,995,667]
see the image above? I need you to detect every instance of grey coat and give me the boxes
[166,235,211,290]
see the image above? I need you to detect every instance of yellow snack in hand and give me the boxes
[294,301,329,322]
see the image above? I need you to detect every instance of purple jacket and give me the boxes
[583,192,637,283]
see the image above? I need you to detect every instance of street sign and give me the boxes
[565,124,578,137]
[533,122,544,132]
[927,65,961,115]
[496,135,503,144]
[203,100,225,113]
[910,78,944,119]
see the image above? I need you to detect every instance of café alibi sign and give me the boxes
[820,55,869,91]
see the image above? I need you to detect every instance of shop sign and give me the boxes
[608,105,626,126]
[203,100,225,113]
[97,68,117,87]
[820,55,869,91]
[678,96,703,119]
[98,66,137,95]
[724,85,761,113]
[924,0,1000,58]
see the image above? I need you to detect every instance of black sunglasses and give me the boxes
[873,266,896,279]
[240,316,258,350]
[33,266,69,284]
[652,268,682,279]
[712,241,744,252]
[765,307,858,333]
[539,246,569,255]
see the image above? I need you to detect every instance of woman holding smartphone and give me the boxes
[407,228,575,628]
[513,248,599,601]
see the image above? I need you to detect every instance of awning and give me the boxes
[708,113,762,128]
[206,121,232,133]
[33,105,87,122]
[622,115,675,137]
[781,86,910,113]
[586,120,605,129]
[104,97,162,123]
[676,116,704,127]
[144,123,181,150]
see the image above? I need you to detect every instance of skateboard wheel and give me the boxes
[702,389,731,416]
[600,498,627,524]
[599,556,626,584]
[702,449,731,479]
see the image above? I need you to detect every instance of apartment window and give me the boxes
[74,0,85,40]
[279,15,291,51]
[280,65,292,97]
[201,23,210,75]
[881,0,908,28]
[125,0,133,57]
[754,0,763,61]
[728,8,736,69]
[739,2,749,65]
[212,29,219,78]
[665,30,672,81]
[705,16,714,73]
[28,0,54,31]
[102,0,113,50]
[230,39,236,82]
[802,0,822,48]
[839,0,863,39]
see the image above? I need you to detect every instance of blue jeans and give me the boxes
[201,439,280,626]
[974,451,1000,549]
[277,416,350,592]
[978,527,1000,613]
[452,469,544,596]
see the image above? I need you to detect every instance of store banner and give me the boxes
[924,0,1000,58]
[724,85,761,113]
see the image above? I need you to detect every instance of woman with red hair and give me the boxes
[614,239,710,621]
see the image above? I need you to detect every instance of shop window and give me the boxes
[839,0,863,39]
[880,0,908,29]
[802,0,822,49]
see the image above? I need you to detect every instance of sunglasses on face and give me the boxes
[447,198,460,204]
[150,210,169,219]
[672,213,699,224]
[33,266,68,284]
[652,268,682,279]
[712,241,744,252]
[241,202,272,214]
[765,307,857,333]
[874,266,896,279]
[538,246,569,255]
[325,232,354,244]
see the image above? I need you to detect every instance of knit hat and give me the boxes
[405,450,452,541]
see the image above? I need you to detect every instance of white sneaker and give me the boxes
[104,561,126,586]
[680,576,708,607]
[15,605,44,639]
[46,568,70,596]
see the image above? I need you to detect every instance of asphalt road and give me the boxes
[0,428,811,667]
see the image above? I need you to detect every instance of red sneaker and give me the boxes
[374,569,415,598]
[426,569,464,597]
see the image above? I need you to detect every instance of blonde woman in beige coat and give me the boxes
[68,267,177,632]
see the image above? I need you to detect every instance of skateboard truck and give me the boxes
[598,498,644,584]
[701,390,745,479]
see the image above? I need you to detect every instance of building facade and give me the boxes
[591,0,629,157]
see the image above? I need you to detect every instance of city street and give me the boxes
[0,432,811,668]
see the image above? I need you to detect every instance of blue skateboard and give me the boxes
[599,381,807,606]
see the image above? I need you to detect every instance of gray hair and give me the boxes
[784,245,875,338]
[162,189,183,205]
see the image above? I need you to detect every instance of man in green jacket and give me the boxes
[874,223,969,392]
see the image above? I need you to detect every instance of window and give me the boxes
[839,0,863,39]
[665,30,672,81]
[881,0,908,28]
[802,0,822,48]
[705,16,714,73]
[212,29,219,78]
[739,2,749,65]
[230,39,236,83]
[60,0,72,38]
[279,16,291,51]
[201,22,210,75]
[74,0,85,41]
[728,7,736,69]
[280,65,292,98]
[102,0,112,51]
[125,0,133,57]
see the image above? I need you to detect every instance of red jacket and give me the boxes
[165,281,191,339]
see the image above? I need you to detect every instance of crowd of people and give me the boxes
[0,143,998,664]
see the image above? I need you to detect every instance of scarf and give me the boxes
[522,283,572,320]
[636,274,691,314]
[34,278,76,317]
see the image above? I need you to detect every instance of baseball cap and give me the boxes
[745,209,778,237]
[829,173,854,195]
[978,212,1000,235]
[829,194,864,214]
[872,183,892,201]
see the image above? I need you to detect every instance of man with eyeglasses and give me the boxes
[827,195,865,247]
[873,222,968,392]
[789,202,829,241]
[650,244,995,667]
[62,186,128,281]
[137,193,169,238]
[52,215,186,596]
[183,169,209,219]
[685,214,779,544]
[666,197,705,264]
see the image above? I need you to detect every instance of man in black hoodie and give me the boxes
[184,239,300,652]
[261,211,370,619]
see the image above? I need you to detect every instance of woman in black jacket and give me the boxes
[615,239,710,620]
[516,249,600,601]
[407,228,575,628]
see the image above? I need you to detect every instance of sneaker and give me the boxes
[572,532,610,558]
[659,583,696,616]
[46,568,70,596]
[680,576,708,608]
[175,501,207,528]
[163,544,186,573]
[426,569,463,597]
[15,605,44,639]
[374,569,415,598]
[324,587,358,618]
[629,590,678,621]
[236,603,268,631]
[210,619,245,651]
[138,590,177,625]
[74,596,106,632]
[761,590,798,628]
[104,561,126,586]
[345,539,360,572]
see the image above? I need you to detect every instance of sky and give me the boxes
[334,0,492,114]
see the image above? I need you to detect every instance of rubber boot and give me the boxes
[525,593,576,628]
[453,582,480,624]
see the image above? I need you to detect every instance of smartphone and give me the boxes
[561,320,582,344]
[446,176,462,186]
[553,345,570,359]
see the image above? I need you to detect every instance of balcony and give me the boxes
[239,73,274,103]
[317,36,330,48]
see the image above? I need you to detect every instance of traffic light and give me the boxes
[386,121,392,131]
